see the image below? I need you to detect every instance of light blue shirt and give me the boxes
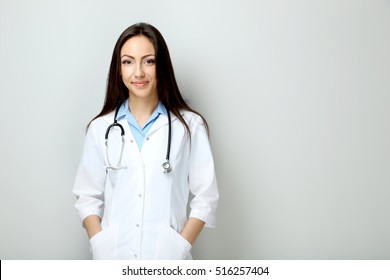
[116,99,167,150]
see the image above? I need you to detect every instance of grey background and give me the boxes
[0,0,389,259]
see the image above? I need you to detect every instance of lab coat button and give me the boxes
[136,224,140,227]
[134,254,137,258]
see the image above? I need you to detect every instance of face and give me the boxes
[120,35,157,101]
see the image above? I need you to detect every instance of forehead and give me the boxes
[120,35,155,56]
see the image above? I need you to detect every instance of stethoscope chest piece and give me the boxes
[161,160,172,173]
[105,103,173,173]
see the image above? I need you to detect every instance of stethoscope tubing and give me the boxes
[104,103,172,173]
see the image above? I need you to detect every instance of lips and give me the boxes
[132,81,149,87]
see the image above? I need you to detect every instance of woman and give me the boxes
[73,22,219,260]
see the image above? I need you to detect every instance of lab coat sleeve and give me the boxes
[188,116,219,228]
[73,122,106,223]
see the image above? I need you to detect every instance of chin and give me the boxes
[130,91,157,100]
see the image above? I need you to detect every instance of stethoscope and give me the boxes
[104,104,172,173]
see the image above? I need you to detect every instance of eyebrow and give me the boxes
[121,54,155,59]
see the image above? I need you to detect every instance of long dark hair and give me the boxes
[89,22,208,136]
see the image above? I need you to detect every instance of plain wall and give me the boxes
[0,0,389,259]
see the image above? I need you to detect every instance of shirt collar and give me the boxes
[116,98,167,121]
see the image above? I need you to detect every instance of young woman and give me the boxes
[73,22,219,260]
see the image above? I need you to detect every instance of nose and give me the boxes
[134,63,145,78]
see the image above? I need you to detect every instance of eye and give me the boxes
[121,59,133,65]
[144,58,155,65]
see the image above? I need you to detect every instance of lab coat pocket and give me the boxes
[89,223,119,260]
[106,165,127,186]
[156,225,192,260]
[107,169,119,186]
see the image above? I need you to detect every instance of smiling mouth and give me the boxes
[132,81,148,87]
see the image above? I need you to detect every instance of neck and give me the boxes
[128,95,159,128]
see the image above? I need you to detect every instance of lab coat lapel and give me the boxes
[117,118,143,161]
[147,112,177,136]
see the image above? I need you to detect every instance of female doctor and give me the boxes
[73,23,219,260]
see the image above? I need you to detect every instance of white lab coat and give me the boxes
[73,110,219,260]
